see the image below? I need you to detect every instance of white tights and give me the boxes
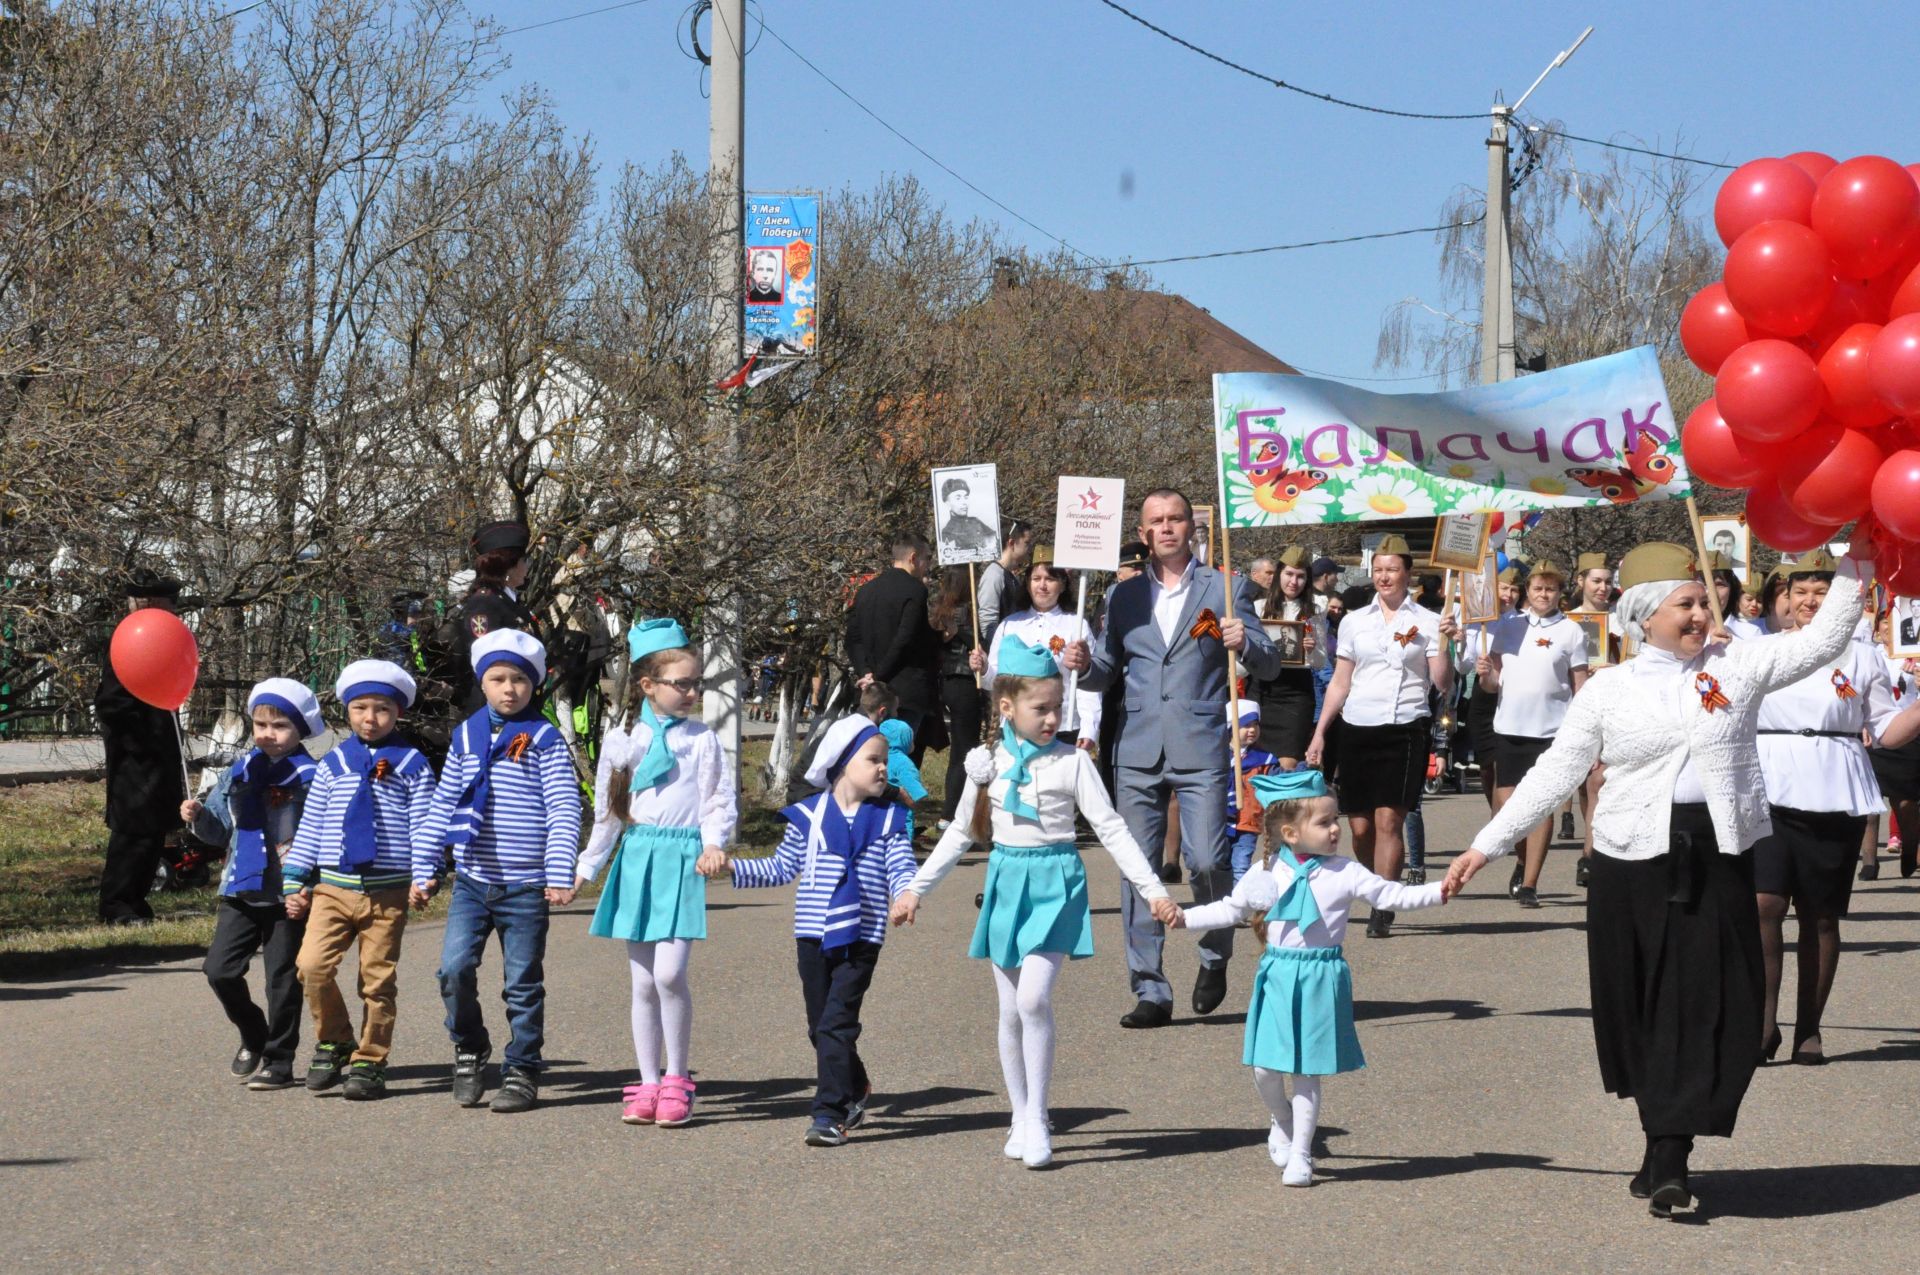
[628,939,692,1084]
[1254,1067,1322,1162]
[991,952,1066,1125]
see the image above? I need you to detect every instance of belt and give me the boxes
[1756,728,1856,738]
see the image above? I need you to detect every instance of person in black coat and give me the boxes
[845,532,944,763]
[417,519,545,767]
[95,572,187,923]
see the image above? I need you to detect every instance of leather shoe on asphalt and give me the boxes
[1192,966,1228,1015]
[1118,999,1172,1029]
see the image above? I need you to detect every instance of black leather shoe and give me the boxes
[1365,909,1394,938]
[1119,999,1172,1029]
[1859,860,1880,881]
[1515,885,1541,909]
[1508,861,1524,898]
[1646,1136,1693,1218]
[1629,1140,1653,1199]
[1559,812,1577,842]
[1575,857,1592,889]
[1157,861,1182,885]
[1903,840,1918,878]
[1192,966,1228,1015]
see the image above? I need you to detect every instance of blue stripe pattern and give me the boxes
[731,795,916,945]
[283,744,435,893]
[414,719,582,887]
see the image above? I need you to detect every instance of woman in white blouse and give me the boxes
[1446,540,1880,1218]
[1251,546,1330,767]
[1304,534,1458,938]
[973,549,1101,749]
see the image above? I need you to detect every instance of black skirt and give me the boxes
[1256,667,1317,761]
[1468,686,1499,779]
[1334,718,1430,816]
[1870,737,1920,803]
[1493,732,1553,790]
[1585,804,1762,1138]
[1752,804,1869,915]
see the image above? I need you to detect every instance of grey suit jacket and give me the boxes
[1081,564,1278,771]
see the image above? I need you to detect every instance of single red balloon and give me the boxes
[1716,338,1826,441]
[1871,448,1920,541]
[1785,151,1839,183]
[1869,314,1920,415]
[1714,158,1817,248]
[108,609,199,712]
[1679,284,1752,376]
[1813,156,1920,278]
[1817,322,1892,428]
[1887,259,1920,321]
[1777,420,1883,523]
[1724,220,1836,336]
[1746,483,1841,553]
[1681,398,1777,489]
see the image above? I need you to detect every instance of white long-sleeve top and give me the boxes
[577,717,738,881]
[985,608,1102,737]
[1471,559,1866,862]
[908,741,1169,902]
[1182,856,1443,947]
[1756,638,1899,815]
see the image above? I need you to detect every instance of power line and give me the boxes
[1058,216,1484,272]
[1093,0,1485,121]
[1525,122,1737,171]
[756,17,1092,261]
[1286,361,1480,384]
[183,1,264,35]
[499,0,658,39]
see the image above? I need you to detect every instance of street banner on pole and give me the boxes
[1213,345,1687,527]
[743,192,819,357]
[1052,476,1126,572]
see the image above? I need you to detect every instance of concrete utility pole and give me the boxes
[702,0,745,772]
[1480,25,1592,388]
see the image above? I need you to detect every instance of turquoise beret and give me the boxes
[1249,768,1330,805]
[628,617,691,663]
[997,635,1062,680]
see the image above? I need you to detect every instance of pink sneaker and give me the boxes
[656,1075,696,1127]
[621,1082,659,1124]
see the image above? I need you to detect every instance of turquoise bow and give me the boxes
[1263,848,1324,931]
[631,700,682,792]
[997,720,1044,821]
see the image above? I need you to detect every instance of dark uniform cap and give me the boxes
[471,520,530,555]
[1117,541,1150,570]
[124,568,182,599]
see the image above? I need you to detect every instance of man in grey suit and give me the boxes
[1063,489,1279,1027]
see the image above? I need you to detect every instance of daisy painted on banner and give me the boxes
[1336,471,1440,521]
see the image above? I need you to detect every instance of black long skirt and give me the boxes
[1585,803,1763,1138]
[1256,667,1317,761]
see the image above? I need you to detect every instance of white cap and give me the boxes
[471,628,547,683]
[804,714,883,789]
[1229,698,1261,725]
[247,678,325,737]
[334,659,418,710]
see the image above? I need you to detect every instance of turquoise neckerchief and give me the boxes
[632,700,682,791]
[998,721,1044,821]
[1264,847,1324,931]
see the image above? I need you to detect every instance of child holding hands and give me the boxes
[1172,768,1450,1186]
[892,637,1180,1169]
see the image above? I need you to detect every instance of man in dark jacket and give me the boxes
[845,533,943,763]
[95,571,187,923]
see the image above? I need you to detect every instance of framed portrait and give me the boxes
[929,463,1002,567]
[1572,612,1611,668]
[1889,596,1920,660]
[1700,513,1750,582]
[1264,619,1308,668]
[1427,512,1491,572]
[1192,504,1215,568]
[1460,554,1500,625]
[745,244,786,305]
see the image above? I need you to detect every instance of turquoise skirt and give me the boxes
[1242,944,1365,1076]
[969,842,1092,969]
[589,824,706,943]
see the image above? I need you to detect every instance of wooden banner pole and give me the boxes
[1684,494,1730,640]
[967,561,983,689]
[1218,520,1246,797]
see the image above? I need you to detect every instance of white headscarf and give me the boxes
[1614,579,1697,648]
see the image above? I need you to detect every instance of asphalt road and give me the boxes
[7,790,1920,1272]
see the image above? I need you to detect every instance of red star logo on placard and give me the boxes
[1079,487,1102,511]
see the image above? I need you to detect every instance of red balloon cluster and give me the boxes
[1682,152,1920,556]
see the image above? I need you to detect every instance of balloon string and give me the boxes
[174,712,193,802]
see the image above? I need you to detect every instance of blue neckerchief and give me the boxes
[632,700,681,792]
[226,747,314,893]
[442,706,545,852]
[337,735,413,869]
[815,795,886,953]
[1263,848,1325,932]
[998,722,1045,822]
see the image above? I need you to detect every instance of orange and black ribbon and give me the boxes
[1392,626,1420,647]
[1831,669,1858,700]
[1695,672,1731,714]
[1190,609,1223,642]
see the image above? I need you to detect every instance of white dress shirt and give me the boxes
[985,608,1103,737]
[577,718,738,880]
[1149,557,1198,647]
[1756,639,1898,815]
[1490,610,1589,739]
[1338,597,1442,726]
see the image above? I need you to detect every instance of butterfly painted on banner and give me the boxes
[1566,426,1680,506]
[1245,439,1331,515]
[1190,609,1223,642]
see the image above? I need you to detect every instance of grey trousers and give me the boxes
[1114,763,1234,1005]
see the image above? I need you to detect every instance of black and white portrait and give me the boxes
[1892,596,1920,659]
[1265,619,1307,667]
[930,463,1001,566]
[1701,515,1749,581]
[745,247,784,305]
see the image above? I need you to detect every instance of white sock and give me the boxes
[1254,1066,1293,1140]
[1290,1074,1321,1161]
[652,939,694,1079]
[1014,952,1065,1124]
[991,962,1028,1122]
[627,941,663,1084]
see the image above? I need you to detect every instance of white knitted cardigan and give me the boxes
[1471,562,1864,862]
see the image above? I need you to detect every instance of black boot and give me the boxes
[1628,1136,1653,1199]
[1646,1135,1693,1218]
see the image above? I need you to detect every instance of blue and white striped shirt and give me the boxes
[732,794,917,945]
[413,720,582,888]
[283,743,436,893]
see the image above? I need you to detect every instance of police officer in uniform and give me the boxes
[95,570,188,923]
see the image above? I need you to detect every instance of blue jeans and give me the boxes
[438,874,551,1070]
[1230,830,1259,884]
[1405,807,1426,872]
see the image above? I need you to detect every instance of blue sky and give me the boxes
[463,0,1916,387]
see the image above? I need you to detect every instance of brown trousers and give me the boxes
[296,883,410,1065]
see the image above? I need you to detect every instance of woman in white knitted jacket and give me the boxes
[1444,539,1870,1221]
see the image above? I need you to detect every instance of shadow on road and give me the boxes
[1356,998,1494,1023]
[1056,1121,1272,1166]
[1324,1149,1619,1183]
[1695,1162,1920,1219]
[0,984,126,1001]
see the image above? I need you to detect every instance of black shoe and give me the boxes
[1575,857,1592,889]
[1903,840,1918,878]
[490,1066,538,1114]
[1192,966,1228,1015]
[451,1047,491,1107]
[1790,1034,1828,1066]
[1646,1136,1693,1218]
[1119,999,1172,1029]
[1366,909,1394,938]
[1761,1028,1782,1064]
[1559,812,1577,842]
[1157,861,1182,885]
[1402,867,1427,886]
[1515,885,1541,909]
[1508,861,1524,899]
[247,1060,297,1091]
[1859,860,1881,881]
[341,1061,387,1101]
[805,1119,849,1147]
[845,1085,873,1130]
[1629,1141,1653,1200]
[230,1044,263,1080]
[304,1041,352,1092]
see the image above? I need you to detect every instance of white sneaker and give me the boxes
[1022,1120,1053,1169]
[1267,1119,1292,1167]
[1282,1152,1314,1187]
[1003,1122,1026,1160]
